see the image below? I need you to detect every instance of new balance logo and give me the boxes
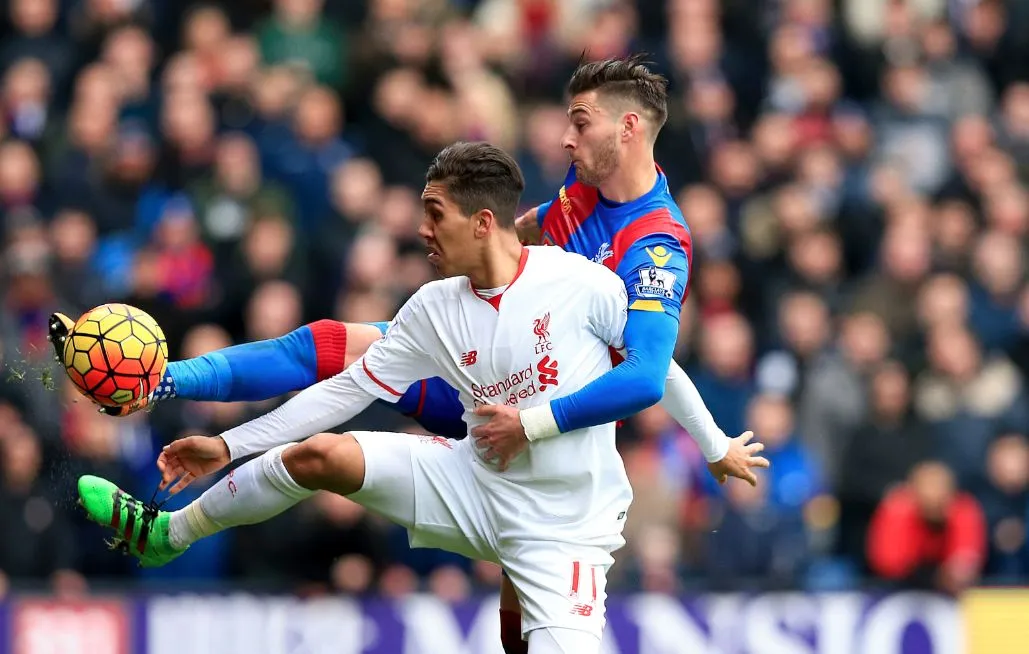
[419,435,453,449]
[536,355,559,390]
[568,561,597,617]
[459,351,478,366]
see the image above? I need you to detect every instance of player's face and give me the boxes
[419,183,479,277]
[562,90,621,187]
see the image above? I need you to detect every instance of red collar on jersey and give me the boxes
[470,247,529,311]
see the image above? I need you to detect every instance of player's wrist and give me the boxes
[218,433,240,462]
[520,404,560,442]
[704,431,731,463]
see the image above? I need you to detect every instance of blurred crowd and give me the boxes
[0,0,1028,601]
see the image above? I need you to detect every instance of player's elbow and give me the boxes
[620,350,666,410]
[633,374,665,411]
[637,378,662,409]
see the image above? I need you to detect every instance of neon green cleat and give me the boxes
[76,475,186,567]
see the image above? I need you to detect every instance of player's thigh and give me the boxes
[328,430,420,528]
[350,432,495,561]
[284,430,417,528]
[527,628,601,654]
[501,543,614,641]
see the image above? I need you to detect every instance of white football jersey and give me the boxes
[351,246,633,544]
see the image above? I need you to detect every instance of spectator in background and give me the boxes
[837,360,929,571]
[744,393,824,516]
[188,132,295,263]
[257,0,347,89]
[689,312,756,439]
[0,420,84,595]
[47,208,105,313]
[0,0,74,95]
[968,230,1024,351]
[867,461,986,595]
[914,321,1028,491]
[976,434,1029,580]
[799,311,891,489]
[150,196,215,311]
[264,85,354,233]
[706,477,809,590]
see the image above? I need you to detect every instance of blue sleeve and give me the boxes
[165,320,392,402]
[550,309,676,432]
[535,201,552,228]
[166,326,319,401]
[616,233,690,318]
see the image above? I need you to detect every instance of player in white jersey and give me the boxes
[76,142,680,653]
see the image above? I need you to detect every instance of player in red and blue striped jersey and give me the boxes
[49,54,767,654]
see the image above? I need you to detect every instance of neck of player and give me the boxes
[599,151,658,204]
[468,232,524,290]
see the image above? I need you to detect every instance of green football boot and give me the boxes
[76,475,186,567]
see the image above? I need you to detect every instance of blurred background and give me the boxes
[0,0,1027,651]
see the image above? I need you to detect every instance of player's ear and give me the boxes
[473,209,493,238]
[622,112,640,141]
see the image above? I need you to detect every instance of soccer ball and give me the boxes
[63,303,168,408]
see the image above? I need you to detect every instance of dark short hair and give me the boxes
[568,53,669,131]
[425,141,525,227]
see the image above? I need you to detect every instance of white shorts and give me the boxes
[348,431,615,641]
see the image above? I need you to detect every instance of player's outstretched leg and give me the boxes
[81,434,371,567]
[76,475,185,567]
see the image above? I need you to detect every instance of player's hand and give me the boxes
[514,207,542,245]
[470,404,529,471]
[706,431,770,487]
[157,435,231,495]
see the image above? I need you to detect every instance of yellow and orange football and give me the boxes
[62,303,168,407]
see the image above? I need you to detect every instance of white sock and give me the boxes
[167,443,315,550]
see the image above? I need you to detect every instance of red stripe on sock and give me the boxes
[570,561,580,596]
[308,320,348,381]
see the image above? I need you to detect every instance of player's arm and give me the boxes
[519,234,687,438]
[219,296,438,461]
[664,361,730,462]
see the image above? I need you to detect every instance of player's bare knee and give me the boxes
[345,323,384,366]
[282,432,364,494]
